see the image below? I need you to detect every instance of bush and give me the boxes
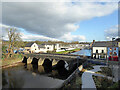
[100,67,112,76]
[2,45,7,53]
[2,54,6,60]
[93,75,113,88]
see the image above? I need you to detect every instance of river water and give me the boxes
[71,49,91,56]
[2,50,89,88]
[2,63,69,88]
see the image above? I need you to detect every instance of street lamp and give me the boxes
[111,37,115,84]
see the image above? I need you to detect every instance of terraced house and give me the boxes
[92,40,119,61]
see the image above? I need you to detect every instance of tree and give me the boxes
[7,27,22,58]
[71,41,79,44]
[2,45,7,54]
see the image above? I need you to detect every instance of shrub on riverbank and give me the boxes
[2,54,24,66]
[96,67,112,77]
[92,75,118,88]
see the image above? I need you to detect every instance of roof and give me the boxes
[25,42,34,47]
[38,45,45,48]
[92,41,118,47]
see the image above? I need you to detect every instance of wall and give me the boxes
[45,45,54,51]
[92,47,107,59]
[55,44,60,50]
[31,43,39,53]
[24,47,31,53]
[93,47,107,53]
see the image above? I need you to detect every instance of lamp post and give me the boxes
[112,38,115,61]
[112,38,115,84]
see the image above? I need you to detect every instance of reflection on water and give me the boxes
[2,63,71,88]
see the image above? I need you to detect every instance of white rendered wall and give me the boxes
[93,47,107,53]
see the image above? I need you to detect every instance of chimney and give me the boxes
[93,40,95,44]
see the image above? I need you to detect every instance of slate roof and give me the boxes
[25,42,34,47]
[38,45,45,48]
[92,41,118,47]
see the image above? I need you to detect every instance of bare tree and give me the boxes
[7,28,22,58]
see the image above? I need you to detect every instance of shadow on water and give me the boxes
[2,58,80,88]
[2,68,25,88]
[42,58,52,73]
[54,60,69,79]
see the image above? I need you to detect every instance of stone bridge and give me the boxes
[22,53,87,70]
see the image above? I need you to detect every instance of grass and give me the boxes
[56,48,81,54]
[93,75,119,89]
[108,81,119,88]
[96,67,112,77]
[2,54,24,66]
[93,75,111,88]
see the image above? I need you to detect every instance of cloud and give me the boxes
[60,33,86,41]
[2,1,118,41]
[21,33,59,41]
[2,0,120,2]
[1,24,60,41]
[104,25,119,40]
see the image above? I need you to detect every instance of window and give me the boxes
[27,49,30,51]
[34,45,36,47]
[96,50,98,53]
[102,50,104,53]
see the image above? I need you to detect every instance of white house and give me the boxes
[92,41,118,59]
[38,43,55,53]
[24,42,39,53]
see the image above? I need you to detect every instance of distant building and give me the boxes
[24,42,89,53]
[24,42,39,53]
[92,41,118,60]
[38,43,54,53]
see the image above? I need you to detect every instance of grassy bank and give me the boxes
[93,75,119,89]
[96,67,112,77]
[2,54,24,67]
[56,48,81,54]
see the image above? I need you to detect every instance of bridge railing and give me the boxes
[25,53,91,59]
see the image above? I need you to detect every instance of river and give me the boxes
[2,50,89,88]
[71,49,91,56]
[2,63,69,88]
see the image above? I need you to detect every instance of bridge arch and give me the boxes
[31,57,39,65]
[42,58,52,67]
[55,60,69,70]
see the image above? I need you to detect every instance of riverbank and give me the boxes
[1,54,24,69]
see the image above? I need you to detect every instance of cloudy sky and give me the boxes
[1,0,119,42]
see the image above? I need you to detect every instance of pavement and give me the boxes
[82,65,106,89]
